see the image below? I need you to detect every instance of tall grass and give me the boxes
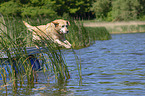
[66,19,111,49]
[85,27,112,41]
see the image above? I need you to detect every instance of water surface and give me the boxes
[63,33,145,96]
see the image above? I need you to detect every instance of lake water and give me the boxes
[63,33,145,96]
[1,33,145,96]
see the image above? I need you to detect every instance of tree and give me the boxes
[0,1,21,16]
[21,6,57,18]
[90,0,112,20]
[48,0,94,18]
[111,0,140,21]
[0,0,57,18]
[0,0,94,18]
[66,0,93,18]
[138,0,145,20]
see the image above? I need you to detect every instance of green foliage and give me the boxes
[0,0,94,18]
[90,0,111,20]
[21,6,57,17]
[111,0,140,21]
[0,0,57,18]
[91,0,142,21]
[139,0,145,17]
[105,11,113,21]
[68,0,92,15]
[139,15,145,21]
[0,1,21,16]
[1,0,145,21]
[0,0,7,4]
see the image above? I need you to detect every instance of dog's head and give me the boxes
[51,19,70,34]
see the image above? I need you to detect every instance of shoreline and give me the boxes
[83,21,145,34]
[83,21,145,27]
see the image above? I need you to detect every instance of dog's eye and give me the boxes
[62,25,65,27]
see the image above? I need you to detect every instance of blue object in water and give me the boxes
[28,55,41,71]
[0,55,41,79]
[13,55,41,72]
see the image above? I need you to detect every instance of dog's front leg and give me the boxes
[55,39,71,48]
[64,40,72,47]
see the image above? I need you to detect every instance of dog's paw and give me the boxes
[65,45,71,48]
[67,43,72,47]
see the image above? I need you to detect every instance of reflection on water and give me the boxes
[1,33,145,96]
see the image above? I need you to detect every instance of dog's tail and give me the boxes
[23,21,33,31]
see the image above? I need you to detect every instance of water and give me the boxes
[1,33,145,96]
[64,33,145,96]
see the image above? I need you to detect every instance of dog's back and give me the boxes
[23,21,47,32]
[23,21,56,40]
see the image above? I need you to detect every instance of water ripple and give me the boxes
[63,33,145,96]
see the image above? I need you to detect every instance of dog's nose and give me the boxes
[66,31,69,33]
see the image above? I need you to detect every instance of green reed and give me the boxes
[0,23,34,91]
[66,19,111,49]
[85,27,111,40]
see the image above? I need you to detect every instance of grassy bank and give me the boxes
[107,25,145,34]
[83,21,145,34]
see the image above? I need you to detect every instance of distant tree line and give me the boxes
[91,0,145,21]
[0,0,145,21]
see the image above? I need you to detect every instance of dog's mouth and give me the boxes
[60,30,69,34]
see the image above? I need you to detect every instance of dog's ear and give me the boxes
[66,21,70,26]
[51,21,59,27]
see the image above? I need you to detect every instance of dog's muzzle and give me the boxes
[62,31,69,34]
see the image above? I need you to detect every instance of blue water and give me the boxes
[1,33,145,96]
[63,33,145,96]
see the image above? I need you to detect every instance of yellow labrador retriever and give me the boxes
[23,19,72,48]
